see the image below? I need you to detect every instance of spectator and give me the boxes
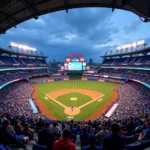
[75,125,82,135]
[80,127,90,148]
[96,124,110,145]
[53,128,76,150]
[138,120,150,141]
[38,121,55,150]
[2,120,29,144]
[23,123,34,140]
[50,122,60,138]
[102,123,125,150]
[82,135,102,150]
[14,119,23,135]
[87,125,94,135]
[80,127,89,141]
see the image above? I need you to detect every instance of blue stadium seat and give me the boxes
[126,142,143,150]
[33,143,47,150]
[80,140,88,149]
[141,140,150,149]
[125,135,135,145]
[0,144,11,150]
[126,140,150,150]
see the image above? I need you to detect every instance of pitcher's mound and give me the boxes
[70,97,77,101]
[64,107,80,116]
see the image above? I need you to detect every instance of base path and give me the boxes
[46,89,104,116]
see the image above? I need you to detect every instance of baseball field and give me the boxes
[32,80,119,121]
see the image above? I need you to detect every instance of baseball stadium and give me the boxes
[0,1,150,150]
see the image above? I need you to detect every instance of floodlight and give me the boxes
[116,46,121,50]
[127,44,132,48]
[10,42,36,51]
[122,45,127,49]
[131,42,137,47]
[137,40,145,46]
[10,42,17,47]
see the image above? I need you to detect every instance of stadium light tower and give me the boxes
[10,42,36,51]
[116,40,145,53]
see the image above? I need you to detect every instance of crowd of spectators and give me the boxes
[0,80,149,149]
[111,82,150,121]
[100,69,150,85]
[0,70,49,86]
[0,81,36,118]
[0,113,150,150]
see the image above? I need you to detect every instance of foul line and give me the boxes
[46,94,104,110]
[46,94,67,109]
[79,95,103,109]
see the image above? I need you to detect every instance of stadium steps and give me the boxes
[111,59,116,65]
[36,59,41,64]
[20,58,26,65]
[12,58,19,64]
[129,56,138,64]
[137,56,144,63]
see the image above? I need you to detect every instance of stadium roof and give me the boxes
[101,46,150,58]
[0,0,150,34]
[0,47,47,58]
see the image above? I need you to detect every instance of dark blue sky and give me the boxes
[0,8,150,62]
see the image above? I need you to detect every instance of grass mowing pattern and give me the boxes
[56,92,91,107]
[34,80,117,120]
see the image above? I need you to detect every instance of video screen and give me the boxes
[68,62,83,70]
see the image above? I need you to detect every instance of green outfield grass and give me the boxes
[34,80,117,120]
[56,92,91,107]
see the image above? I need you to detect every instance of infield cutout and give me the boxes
[70,97,77,101]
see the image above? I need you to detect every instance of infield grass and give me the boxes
[56,92,91,107]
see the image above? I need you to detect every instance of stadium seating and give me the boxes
[102,55,150,67]
[100,69,150,85]
[0,70,49,86]
[0,56,47,67]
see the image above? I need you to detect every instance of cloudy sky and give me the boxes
[0,8,150,62]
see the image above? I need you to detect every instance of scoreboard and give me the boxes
[64,57,86,71]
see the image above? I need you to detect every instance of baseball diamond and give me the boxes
[32,80,119,120]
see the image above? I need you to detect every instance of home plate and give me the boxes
[98,99,102,102]
[44,97,48,100]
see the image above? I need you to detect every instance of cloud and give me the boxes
[0,8,149,62]
[46,32,77,45]
[123,20,141,33]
